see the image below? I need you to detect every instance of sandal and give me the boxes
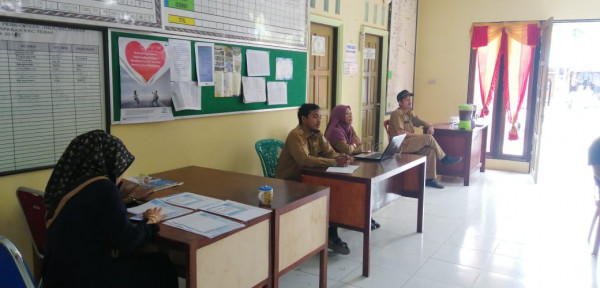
[328,238,350,255]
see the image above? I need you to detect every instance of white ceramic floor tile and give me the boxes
[430,244,492,269]
[401,276,466,288]
[415,259,480,287]
[472,271,540,288]
[284,132,600,288]
[340,263,412,288]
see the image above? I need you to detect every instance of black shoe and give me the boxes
[371,219,381,230]
[441,155,462,166]
[328,238,350,255]
[425,179,444,189]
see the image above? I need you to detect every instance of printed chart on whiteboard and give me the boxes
[0,21,105,175]
[0,0,161,29]
[163,0,307,49]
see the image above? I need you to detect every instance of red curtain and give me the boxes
[471,22,541,140]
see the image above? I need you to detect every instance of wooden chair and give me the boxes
[383,119,390,141]
[0,235,37,288]
[255,139,284,178]
[16,187,46,283]
[589,176,600,255]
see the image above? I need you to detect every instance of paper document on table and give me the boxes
[160,192,224,210]
[202,200,271,222]
[326,165,359,174]
[127,199,192,221]
[164,212,245,238]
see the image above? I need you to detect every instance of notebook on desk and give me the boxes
[354,134,406,161]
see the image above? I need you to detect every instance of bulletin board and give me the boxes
[110,30,307,123]
[386,0,417,114]
[0,20,106,176]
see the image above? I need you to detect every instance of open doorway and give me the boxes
[538,21,600,185]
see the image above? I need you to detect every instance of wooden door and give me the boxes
[309,23,336,125]
[531,18,553,183]
[361,34,381,151]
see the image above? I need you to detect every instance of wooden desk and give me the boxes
[301,154,426,277]
[431,123,488,186]
[151,166,329,288]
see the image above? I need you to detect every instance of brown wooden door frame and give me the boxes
[308,23,337,124]
[361,34,383,151]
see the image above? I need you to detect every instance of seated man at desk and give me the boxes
[388,90,462,189]
[275,103,352,255]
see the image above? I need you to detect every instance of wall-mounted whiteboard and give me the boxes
[0,20,105,176]
[0,0,308,50]
[162,0,308,49]
[0,0,162,30]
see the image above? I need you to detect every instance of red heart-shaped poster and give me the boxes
[125,41,166,83]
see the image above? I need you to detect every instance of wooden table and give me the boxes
[301,154,426,277]
[431,123,488,186]
[150,166,330,288]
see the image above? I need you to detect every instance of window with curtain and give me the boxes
[468,21,541,161]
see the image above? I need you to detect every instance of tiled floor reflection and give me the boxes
[278,168,600,288]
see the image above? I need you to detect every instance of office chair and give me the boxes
[255,139,284,178]
[16,187,46,283]
[0,235,37,288]
[383,119,390,141]
[589,176,600,255]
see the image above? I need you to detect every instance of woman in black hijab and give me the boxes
[43,130,177,288]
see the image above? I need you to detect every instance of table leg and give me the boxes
[319,248,327,287]
[362,226,370,277]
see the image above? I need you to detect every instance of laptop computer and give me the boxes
[354,134,406,161]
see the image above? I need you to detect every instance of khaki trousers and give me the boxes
[400,134,445,179]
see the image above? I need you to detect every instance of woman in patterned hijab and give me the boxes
[45,129,135,224]
[42,130,177,288]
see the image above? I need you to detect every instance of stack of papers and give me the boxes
[161,192,222,210]
[164,212,245,238]
[326,165,359,174]
[202,200,271,222]
[127,199,192,221]
[125,177,184,191]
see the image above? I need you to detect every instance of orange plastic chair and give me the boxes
[16,187,46,283]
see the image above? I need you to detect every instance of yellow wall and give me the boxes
[415,0,600,171]
[1,0,390,271]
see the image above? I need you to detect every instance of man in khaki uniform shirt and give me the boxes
[275,103,352,255]
[388,90,462,189]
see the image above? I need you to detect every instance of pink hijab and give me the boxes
[324,105,353,146]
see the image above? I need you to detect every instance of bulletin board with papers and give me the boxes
[110,30,307,124]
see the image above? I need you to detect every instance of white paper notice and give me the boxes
[363,48,376,60]
[326,165,360,174]
[169,39,192,82]
[345,43,357,63]
[195,42,214,86]
[242,77,266,103]
[275,57,293,80]
[171,81,201,111]
[267,81,287,105]
[246,50,270,76]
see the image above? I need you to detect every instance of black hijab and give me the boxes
[44,130,135,221]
